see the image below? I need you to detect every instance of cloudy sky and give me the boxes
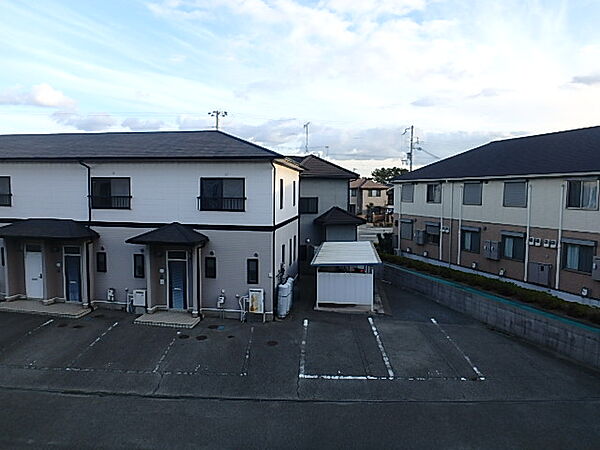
[0,0,599,175]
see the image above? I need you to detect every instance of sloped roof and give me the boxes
[313,206,366,226]
[0,130,283,160]
[311,241,382,266]
[0,219,99,240]
[288,154,358,179]
[350,178,388,189]
[392,126,600,182]
[126,222,209,246]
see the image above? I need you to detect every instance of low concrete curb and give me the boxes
[0,300,91,319]
[381,263,600,369]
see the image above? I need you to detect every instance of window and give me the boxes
[350,188,357,197]
[91,177,131,209]
[501,234,525,261]
[425,224,440,244]
[563,241,595,273]
[567,179,598,210]
[289,238,292,265]
[463,182,482,206]
[293,235,297,261]
[400,220,413,240]
[503,181,527,208]
[368,189,382,197]
[200,178,245,211]
[299,245,307,261]
[1,247,5,267]
[293,181,296,207]
[299,197,318,214]
[247,259,258,284]
[0,177,12,206]
[426,183,441,203]
[133,254,145,278]
[461,229,480,253]
[281,244,286,265]
[279,178,284,209]
[205,256,216,278]
[401,184,414,203]
[96,252,107,272]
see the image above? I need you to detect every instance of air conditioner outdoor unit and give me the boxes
[132,289,147,307]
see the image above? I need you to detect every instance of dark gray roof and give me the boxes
[0,219,99,240]
[288,155,358,179]
[0,130,283,160]
[314,206,366,226]
[126,222,209,246]
[393,126,600,182]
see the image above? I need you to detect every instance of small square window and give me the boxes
[566,179,598,210]
[0,177,12,207]
[463,182,482,206]
[461,230,480,253]
[426,183,441,203]
[401,184,414,203]
[299,197,318,214]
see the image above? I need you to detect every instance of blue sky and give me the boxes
[1,0,599,175]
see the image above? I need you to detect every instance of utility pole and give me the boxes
[303,122,310,153]
[208,110,227,130]
[403,125,414,171]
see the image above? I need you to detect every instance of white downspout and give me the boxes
[439,182,444,261]
[396,183,402,256]
[555,183,565,289]
[524,183,532,282]
[457,184,463,266]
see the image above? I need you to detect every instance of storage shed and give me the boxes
[311,241,381,310]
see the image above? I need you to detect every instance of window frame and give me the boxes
[463,182,482,206]
[425,223,440,245]
[461,229,481,253]
[350,188,357,198]
[199,177,246,212]
[133,254,145,278]
[279,178,284,210]
[400,184,414,203]
[247,258,259,284]
[292,180,296,207]
[299,197,319,214]
[562,242,595,274]
[400,220,413,240]
[0,176,12,207]
[96,251,107,273]
[501,234,526,261]
[503,181,528,208]
[91,177,132,210]
[204,256,217,278]
[566,179,599,210]
[426,183,441,204]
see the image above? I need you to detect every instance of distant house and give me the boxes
[392,126,600,303]
[349,178,389,216]
[287,154,362,264]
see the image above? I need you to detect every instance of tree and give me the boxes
[371,167,408,184]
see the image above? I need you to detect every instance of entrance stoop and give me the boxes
[134,311,201,329]
[0,299,91,318]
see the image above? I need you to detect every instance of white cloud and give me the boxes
[571,74,600,86]
[122,118,164,131]
[52,112,117,131]
[0,83,76,109]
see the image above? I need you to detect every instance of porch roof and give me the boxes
[126,222,209,246]
[311,241,382,266]
[313,206,366,226]
[0,219,99,240]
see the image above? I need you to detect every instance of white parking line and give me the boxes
[240,326,255,376]
[153,335,177,373]
[66,321,119,369]
[430,318,485,381]
[368,317,395,378]
[298,319,309,378]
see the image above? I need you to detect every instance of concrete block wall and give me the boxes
[381,263,600,369]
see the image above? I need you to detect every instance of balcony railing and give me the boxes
[0,193,12,207]
[198,196,245,212]
[91,195,131,209]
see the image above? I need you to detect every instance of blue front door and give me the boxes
[168,260,187,309]
[64,255,81,302]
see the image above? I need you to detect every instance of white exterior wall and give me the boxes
[0,162,88,220]
[89,161,274,226]
[274,219,299,280]
[395,177,600,233]
[274,163,299,225]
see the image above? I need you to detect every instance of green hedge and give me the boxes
[379,252,600,326]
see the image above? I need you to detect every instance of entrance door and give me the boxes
[25,244,43,299]
[64,251,82,302]
[168,259,187,310]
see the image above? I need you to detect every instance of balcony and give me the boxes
[198,196,245,212]
[90,195,131,209]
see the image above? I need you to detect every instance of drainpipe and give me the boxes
[78,161,92,223]
[449,182,454,266]
[439,182,444,261]
[270,160,277,319]
[457,184,463,266]
[78,161,93,309]
[396,183,402,256]
[523,182,533,282]
[555,183,565,289]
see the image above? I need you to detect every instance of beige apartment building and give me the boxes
[392,126,600,303]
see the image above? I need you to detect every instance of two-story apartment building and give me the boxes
[349,178,389,216]
[0,131,301,320]
[392,126,600,302]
